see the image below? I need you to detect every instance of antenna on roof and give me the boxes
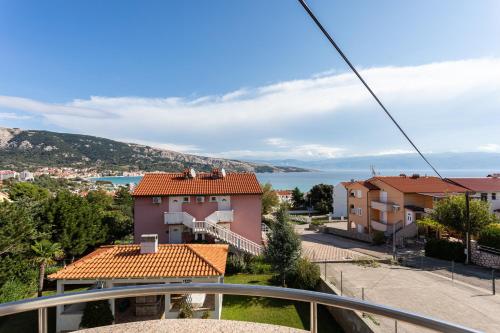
[370,165,378,176]
[189,168,197,178]
[221,168,226,178]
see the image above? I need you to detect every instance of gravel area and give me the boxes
[76,319,308,333]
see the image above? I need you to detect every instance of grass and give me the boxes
[222,274,343,333]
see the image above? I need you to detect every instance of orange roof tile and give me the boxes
[133,172,263,196]
[370,176,466,193]
[447,177,500,192]
[48,244,229,280]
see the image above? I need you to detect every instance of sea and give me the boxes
[90,169,492,191]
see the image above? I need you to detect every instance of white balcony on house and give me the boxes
[371,219,388,232]
[206,210,234,224]
[164,212,194,225]
[371,201,400,212]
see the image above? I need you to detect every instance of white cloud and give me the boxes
[0,112,32,120]
[210,143,345,160]
[119,138,200,153]
[478,144,500,153]
[1,57,500,158]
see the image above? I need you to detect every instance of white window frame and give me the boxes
[209,196,218,202]
[182,196,190,203]
[356,190,362,198]
[152,196,162,204]
[196,196,205,203]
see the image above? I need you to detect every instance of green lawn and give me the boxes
[222,274,343,333]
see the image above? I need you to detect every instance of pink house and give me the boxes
[133,169,263,255]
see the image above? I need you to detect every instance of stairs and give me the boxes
[175,212,263,256]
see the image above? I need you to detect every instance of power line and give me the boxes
[297,0,443,179]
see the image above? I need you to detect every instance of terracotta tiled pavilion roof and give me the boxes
[48,244,229,280]
[133,172,263,196]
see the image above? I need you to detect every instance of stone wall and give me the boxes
[471,241,500,269]
[321,226,373,243]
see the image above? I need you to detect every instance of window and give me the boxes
[492,193,497,200]
[356,190,362,199]
[481,193,488,201]
[209,196,217,202]
[152,197,162,204]
[350,191,355,197]
[182,196,190,203]
[196,196,205,203]
[356,207,362,216]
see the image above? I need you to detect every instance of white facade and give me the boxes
[19,170,34,181]
[0,170,18,181]
[332,183,347,218]
[475,192,500,217]
[55,276,223,333]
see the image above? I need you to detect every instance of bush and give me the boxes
[225,254,247,274]
[178,296,193,318]
[289,258,320,290]
[80,300,114,328]
[372,231,385,245]
[425,239,466,262]
[0,279,33,303]
[248,256,272,274]
[478,224,500,249]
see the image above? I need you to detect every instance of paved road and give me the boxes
[322,262,500,333]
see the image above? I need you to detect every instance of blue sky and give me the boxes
[1,0,500,160]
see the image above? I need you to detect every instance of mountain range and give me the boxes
[253,152,500,172]
[0,127,307,173]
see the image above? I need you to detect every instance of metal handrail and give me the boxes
[0,283,481,333]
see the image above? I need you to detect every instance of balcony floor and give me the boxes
[76,319,308,332]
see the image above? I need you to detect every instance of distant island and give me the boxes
[0,127,309,174]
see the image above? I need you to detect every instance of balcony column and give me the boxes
[104,281,115,319]
[56,280,65,333]
[215,278,223,319]
[164,282,171,319]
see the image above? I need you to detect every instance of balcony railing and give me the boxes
[371,200,400,212]
[0,283,479,333]
[205,210,234,223]
[164,212,195,225]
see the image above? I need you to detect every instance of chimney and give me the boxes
[183,168,196,179]
[211,168,220,178]
[399,174,407,177]
[411,173,420,179]
[140,234,158,254]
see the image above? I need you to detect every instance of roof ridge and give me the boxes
[186,244,223,275]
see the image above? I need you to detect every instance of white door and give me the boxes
[169,197,183,212]
[218,196,231,210]
[169,226,182,244]
[380,191,388,203]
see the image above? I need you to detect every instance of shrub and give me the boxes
[225,254,247,274]
[425,239,466,262]
[178,296,193,318]
[0,279,33,303]
[372,231,385,245]
[289,258,320,290]
[478,223,500,249]
[248,256,272,274]
[310,219,325,226]
[80,300,114,328]
[201,310,210,319]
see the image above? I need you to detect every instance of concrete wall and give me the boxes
[134,194,262,244]
[317,278,379,333]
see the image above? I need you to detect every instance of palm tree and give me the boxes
[32,240,64,297]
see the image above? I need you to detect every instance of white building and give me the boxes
[332,182,348,219]
[0,170,18,181]
[19,170,34,181]
[448,177,500,217]
[49,236,228,333]
[275,190,293,205]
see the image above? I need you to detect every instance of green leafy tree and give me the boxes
[261,183,279,215]
[306,184,333,214]
[265,207,301,286]
[431,195,498,238]
[291,187,305,209]
[43,191,106,259]
[8,182,50,202]
[80,300,114,328]
[31,240,63,297]
[0,201,37,256]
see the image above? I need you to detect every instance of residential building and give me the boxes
[49,237,228,332]
[0,170,17,181]
[448,176,500,217]
[275,190,293,205]
[345,174,467,236]
[332,182,348,218]
[19,170,34,181]
[133,168,263,254]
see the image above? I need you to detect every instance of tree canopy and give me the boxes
[261,183,279,215]
[307,184,333,214]
[291,187,305,209]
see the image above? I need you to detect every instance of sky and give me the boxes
[1,0,500,160]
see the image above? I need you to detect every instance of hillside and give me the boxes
[0,127,307,173]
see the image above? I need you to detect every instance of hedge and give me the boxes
[478,223,500,249]
[425,239,466,262]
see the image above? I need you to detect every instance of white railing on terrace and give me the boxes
[0,283,481,333]
[205,210,234,223]
[164,212,195,225]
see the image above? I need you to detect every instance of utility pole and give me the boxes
[465,192,471,265]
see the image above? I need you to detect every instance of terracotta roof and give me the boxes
[344,180,379,190]
[133,172,263,196]
[48,244,228,280]
[275,190,292,195]
[447,178,500,192]
[370,176,466,193]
